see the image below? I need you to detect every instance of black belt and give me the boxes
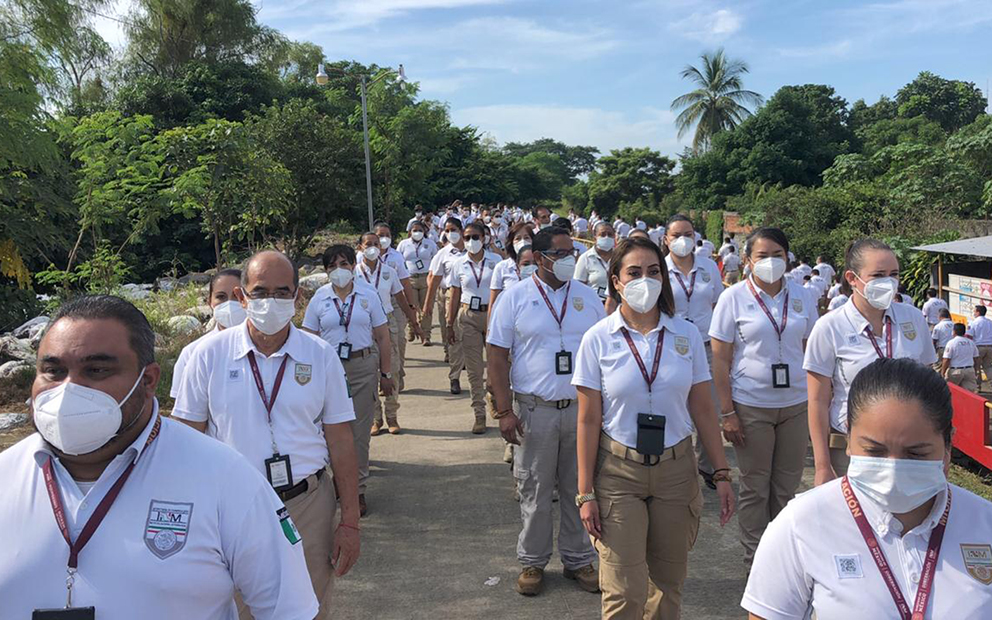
[462,303,489,312]
[951,366,974,370]
[278,468,325,502]
[342,347,372,360]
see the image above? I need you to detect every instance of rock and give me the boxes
[167,315,202,335]
[30,326,45,350]
[119,283,152,301]
[0,360,31,379]
[178,272,212,286]
[0,413,28,432]
[156,277,179,292]
[299,273,329,291]
[12,316,49,339]
[188,304,214,322]
[0,335,35,364]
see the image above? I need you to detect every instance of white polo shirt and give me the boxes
[356,258,403,314]
[451,251,501,304]
[803,299,937,432]
[709,278,817,408]
[666,254,723,342]
[616,222,631,238]
[814,262,836,284]
[397,237,437,276]
[828,294,849,311]
[922,297,949,326]
[573,310,710,449]
[491,257,520,292]
[428,244,466,289]
[968,315,992,345]
[649,227,665,246]
[944,335,979,367]
[380,246,411,280]
[743,480,992,620]
[173,323,355,485]
[719,243,734,258]
[932,319,954,349]
[575,247,611,299]
[809,274,828,297]
[170,326,219,398]
[574,217,588,234]
[828,283,842,299]
[0,408,318,620]
[302,282,387,349]
[722,252,741,273]
[488,275,605,401]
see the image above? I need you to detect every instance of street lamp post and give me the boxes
[317,63,406,230]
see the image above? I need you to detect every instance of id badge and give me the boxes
[33,609,96,620]
[470,296,482,311]
[636,413,666,456]
[415,259,425,270]
[597,287,607,299]
[265,453,294,492]
[772,363,790,388]
[555,350,573,375]
[337,342,352,360]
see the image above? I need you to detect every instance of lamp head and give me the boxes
[316,64,329,86]
[397,64,406,82]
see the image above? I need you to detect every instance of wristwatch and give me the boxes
[381,372,393,379]
[575,492,596,507]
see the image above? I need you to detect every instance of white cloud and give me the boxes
[850,0,992,34]
[671,8,743,43]
[89,0,134,50]
[451,104,683,155]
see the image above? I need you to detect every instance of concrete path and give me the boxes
[332,327,812,619]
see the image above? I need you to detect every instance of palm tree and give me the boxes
[671,49,763,153]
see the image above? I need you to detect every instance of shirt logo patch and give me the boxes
[834,554,863,579]
[573,297,584,311]
[228,369,241,381]
[901,321,917,341]
[361,298,369,310]
[792,298,803,313]
[145,500,193,560]
[847,334,860,346]
[278,507,302,545]
[532,300,539,307]
[961,544,992,585]
[383,272,390,281]
[700,271,711,283]
[611,340,624,352]
[746,302,756,311]
[295,363,312,386]
[674,336,690,356]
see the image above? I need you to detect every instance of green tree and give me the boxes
[503,138,599,180]
[671,48,763,153]
[895,71,987,132]
[587,148,675,217]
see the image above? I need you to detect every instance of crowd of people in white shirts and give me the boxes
[2,199,991,620]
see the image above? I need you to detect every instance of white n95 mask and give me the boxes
[465,239,483,254]
[669,236,694,258]
[447,231,462,244]
[519,265,538,278]
[621,277,663,313]
[513,238,531,253]
[329,268,354,288]
[550,255,576,281]
[212,300,247,329]
[411,231,425,242]
[362,246,380,261]
[34,368,146,455]
[857,276,898,310]
[596,236,615,252]
[847,455,946,513]
[752,257,787,284]
[246,297,296,335]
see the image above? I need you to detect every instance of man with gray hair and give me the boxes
[174,249,360,619]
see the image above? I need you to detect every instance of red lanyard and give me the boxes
[864,317,893,359]
[333,294,356,333]
[672,270,696,302]
[43,415,162,570]
[619,326,665,392]
[746,278,789,339]
[246,351,290,424]
[532,274,571,329]
[361,261,382,288]
[841,477,950,620]
[468,257,486,289]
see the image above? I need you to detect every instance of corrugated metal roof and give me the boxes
[911,236,992,258]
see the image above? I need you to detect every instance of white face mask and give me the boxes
[379,236,391,249]
[329,267,354,288]
[493,217,501,225]
[847,455,946,513]
[620,277,663,313]
[447,231,462,244]
[596,236,615,252]
[546,254,576,281]
[465,239,483,254]
[539,223,552,230]
[483,216,491,224]
[246,296,297,335]
[752,257,787,284]
[363,246,380,261]
[513,238,531,253]
[519,264,538,278]
[669,235,694,258]
[34,368,146,455]
[856,275,898,310]
[212,299,247,329]
[411,231,424,242]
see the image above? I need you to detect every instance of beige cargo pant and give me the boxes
[457,306,488,421]
[408,273,430,340]
[977,346,992,390]
[445,289,464,381]
[374,312,401,426]
[343,349,379,493]
[694,342,724,475]
[948,367,979,393]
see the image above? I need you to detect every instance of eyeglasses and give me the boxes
[247,289,296,300]
[541,249,579,260]
[465,234,483,241]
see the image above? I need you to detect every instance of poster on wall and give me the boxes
[947,274,992,318]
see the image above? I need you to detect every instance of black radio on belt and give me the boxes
[33,609,95,620]
[636,413,666,464]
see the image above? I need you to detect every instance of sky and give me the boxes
[94,0,992,158]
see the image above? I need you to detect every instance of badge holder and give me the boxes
[636,414,666,464]
[598,287,607,299]
[265,454,294,492]
[33,609,96,620]
[415,259,425,270]
[337,342,352,360]
[555,350,573,375]
[772,363,790,388]
[469,296,482,311]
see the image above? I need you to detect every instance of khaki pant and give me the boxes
[513,394,595,570]
[977,346,992,389]
[595,437,702,620]
[445,289,464,382]
[694,342,723,475]
[948,367,979,393]
[723,270,739,285]
[395,308,408,392]
[237,469,337,619]
[343,350,380,493]
[408,273,431,339]
[376,312,401,425]
[458,306,488,420]
[733,401,808,566]
[437,287,451,359]
[934,348,945,371]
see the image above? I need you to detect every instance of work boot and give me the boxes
[564,564,600,593]
[359,494,368,518]
[387,419,401,435]
[516,567,544,596]
[371,421,383,436]
[423,340,432,347]
[472,417,486,434]
[407,331,415,342]
[450,379,461,394]
[444,351,450,363]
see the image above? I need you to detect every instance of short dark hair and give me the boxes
[607,238,675,316]
[927,288,937,297]
[977,305,988,316]
[532,227,569,254]
[48,295,155,367]
[322,244,356,269]
[208,268,242,298]
[953,322,966,336]
[533,205,551,217]
[939,308,951,319]
[444,217,463,230]
[744,227,790,258]
[666,214,694,231]
[811,268,820,276]
[409,220,428,232]
[594,221,614,235]
[373,221,392,234]
[848,358,953,446]
[464,221,486,237]
[727,246,736,253]
[555,217,573,233]
[241,250,299,290]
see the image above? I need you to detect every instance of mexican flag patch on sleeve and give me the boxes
[277,507,302,545]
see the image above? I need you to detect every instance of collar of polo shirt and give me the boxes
[665,253,698,274]
[843,296,896,333]
[607,306,674,335]
[232,320,305,361]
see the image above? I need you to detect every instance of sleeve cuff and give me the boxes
[322,410,357,425]
[571,375,601,391]
[803,362,832,377]
[740,594,807,620]
[170,408,208,423]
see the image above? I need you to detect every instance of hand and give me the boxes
[716,480,735,526]
[721,413,745,447]
[379,377,395,396]
[580,501,601,540]
[814,463,837,487]
[447,327,458,345]
[331,524,361,577]
[499,412,525,445]
[412,322,426,342]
